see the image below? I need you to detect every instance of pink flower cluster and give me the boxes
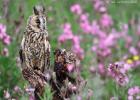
[72,36,84,59]
[0,24,11,56]
[4,90,10,99]
[2,48,9,57]
[93,30,119,58]
[79,13,92,34]
[108,63,129,86]
[93,0,113,28]
[71,4,92,34]
[0,24,11,45]
[100,13,113,28]
[58,23,73,43]
[129,46,138,55]
[92,1,114,57]
[58,23,84,59]
[70,3,120,78]
[128,86,140,100]
[70,4,82,15]
[98,63,106,76]
[65,2,140,81]
[70,3,115,59]
[93,0,107,13]
[67,63,75,72]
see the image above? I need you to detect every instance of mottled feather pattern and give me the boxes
[19,5,78,100]
[19,5,50,98]
[23,31,50,72]
[20,5,50,73]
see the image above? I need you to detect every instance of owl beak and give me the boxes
[40,25,45,31]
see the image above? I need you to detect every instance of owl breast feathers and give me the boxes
[19,5,50,73]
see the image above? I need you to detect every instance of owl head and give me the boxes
[54,48,76,73]
[27,5,47,32]
[54,48,76,64]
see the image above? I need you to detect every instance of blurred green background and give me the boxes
[0,0,140,99]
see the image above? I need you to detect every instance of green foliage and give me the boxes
[40,84,53,100]
[0,0,140,99]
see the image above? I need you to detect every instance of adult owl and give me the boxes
[19,5,50,74]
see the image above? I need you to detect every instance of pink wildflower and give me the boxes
[128,86,140,100]
[129,47,138,55]
[80,13,89,22]
[29,94,35,100]
[2,48,9,57]
[90,20,100,35]
[58,23,74,43]
[93,0,107,13]
[58,23,84,59]
[14,86,21,93]
[97,47,111,57]
[0,24,6,39]
[70,4,82,15]
[0,24,11,45]
[68,82,77,91]
[4,90,10,99]
[72,36,84,59]
[100,13,113,28]
[128,96,133,100]
[77,95,82,100]
[91,46,97,52]
[97,30,107,39]
[72,44,84,59]
[103,33,118,47]
[67,64,74,72]
[98,63,106,76]
[89,66,96,73]
[108,63,129,86]
[79,14,91,34]
[3,35,11,45]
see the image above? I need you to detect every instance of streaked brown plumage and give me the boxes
[54,49,76,75]
[19,5,50,98]
[20,5,50,73]
[52,48,76,100]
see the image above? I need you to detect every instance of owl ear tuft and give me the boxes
[33,6,38,15]
[43,6,45,13]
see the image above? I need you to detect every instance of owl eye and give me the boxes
[36,19,40,24]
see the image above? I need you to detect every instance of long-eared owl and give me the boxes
[19,5,50,74]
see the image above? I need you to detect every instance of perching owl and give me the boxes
[54,48,76,83]
[19,5,50,75]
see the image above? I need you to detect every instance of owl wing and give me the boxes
[43,35,51,73]
[19,35,26,69]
